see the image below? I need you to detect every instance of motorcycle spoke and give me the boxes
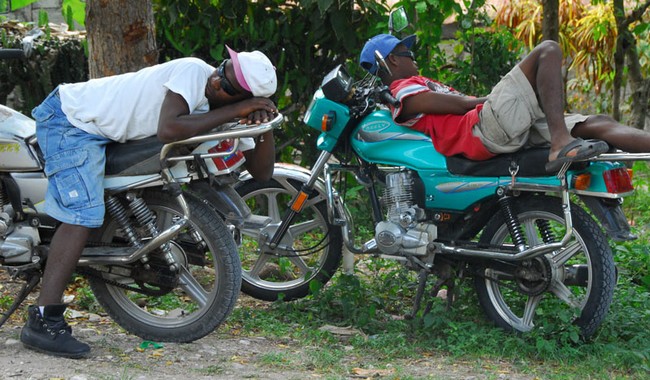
[177,265,209,308]
[246,252,274,279]
[520,294,543,330]
[551,241,581,267]
[287,218,322,237]
[284,252,312,275]
[523,218,542,246]
[266,191,283,222]
[550,281,582,309]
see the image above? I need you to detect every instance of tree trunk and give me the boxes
[541,0,559,42]
[612,0,650,129]
[612,0,625,121]
[85,0,158,79]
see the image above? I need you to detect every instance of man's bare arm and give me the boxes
[398,92,486,121]
[157,91,277,143]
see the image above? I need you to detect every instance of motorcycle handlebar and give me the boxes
[0,49,25,60]
[378,87,401,108]
[160,113,284,165]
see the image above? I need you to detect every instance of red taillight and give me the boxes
[603,168,634,193]
[208,139,244,171]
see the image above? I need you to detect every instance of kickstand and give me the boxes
[422,277,451,315]
[0,271,41,328]
[405,268,429,319]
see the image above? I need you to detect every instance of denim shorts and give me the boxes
[33,87,111,228]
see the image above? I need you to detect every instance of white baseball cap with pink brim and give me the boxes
[226,45,277,98]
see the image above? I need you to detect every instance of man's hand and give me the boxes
[236,97,278,125]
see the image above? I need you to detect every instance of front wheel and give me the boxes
[474,195,616,339]
[88,190,241,343]
[235,178,343,301]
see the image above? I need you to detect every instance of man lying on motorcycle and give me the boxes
[359,34,650,171]
[21,46,278,359]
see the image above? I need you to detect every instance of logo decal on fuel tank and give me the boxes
[355,121,431,143]
[436,181,497,193]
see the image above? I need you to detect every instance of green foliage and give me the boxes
[37,9,48,27]
[153,0,391,166]
[0,24,88,115]
[10,0,37,11]
[442,27,524,96]
[62,0,85,27]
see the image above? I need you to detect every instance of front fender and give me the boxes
[238,162,328,201]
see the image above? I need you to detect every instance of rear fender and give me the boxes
[579,195,636,242]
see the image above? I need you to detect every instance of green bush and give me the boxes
[0,23,87,115]
[153,0,392,166]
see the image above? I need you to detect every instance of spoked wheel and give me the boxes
[88,190,241,342]
[236,178,342,301]
[474,195,616,339]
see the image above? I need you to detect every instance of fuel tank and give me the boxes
[350,109,446,171]
[0,105,41,171]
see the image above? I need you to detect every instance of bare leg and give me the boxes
[517,40,575,160]
[38,223,90,305]
[573,115,650,153]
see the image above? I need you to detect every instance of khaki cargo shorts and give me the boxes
[474,65,588,154]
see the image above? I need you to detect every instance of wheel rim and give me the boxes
[239,183,332,293]
[482,210,593,333]
[100,203,221,328]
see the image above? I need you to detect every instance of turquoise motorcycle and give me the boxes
[236,30,641,340]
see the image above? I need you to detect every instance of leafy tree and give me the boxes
[154,0,392,165]
[494,0,649,127]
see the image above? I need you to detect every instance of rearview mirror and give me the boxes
[388,6,409,34]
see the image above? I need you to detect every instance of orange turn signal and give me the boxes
[573,173,592,191]
[321,111,335,132]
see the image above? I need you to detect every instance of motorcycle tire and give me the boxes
[88,189,241,343]
[235,178,343,301]
[474,195,616,339]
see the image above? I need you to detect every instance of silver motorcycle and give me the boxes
[0,45,283,342]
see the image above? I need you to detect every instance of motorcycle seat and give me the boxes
[445,147,587,177]
[105,136,164,176]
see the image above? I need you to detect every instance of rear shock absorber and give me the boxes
[105,195,149,268]
[127,193,179,272]
[536,219,556,244]
[497,193,527,252]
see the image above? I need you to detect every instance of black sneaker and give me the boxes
[20,304,91,359]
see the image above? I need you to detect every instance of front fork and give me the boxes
[267,151,334,249]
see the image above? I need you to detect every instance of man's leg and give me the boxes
[517,40,580,161]
[38,223,90,305]
[20,223,92,358]
[573,114,650,153]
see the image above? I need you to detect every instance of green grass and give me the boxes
[63,163,650,379]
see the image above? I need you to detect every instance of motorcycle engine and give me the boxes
[0,182,39,264]
[375,171,436,256]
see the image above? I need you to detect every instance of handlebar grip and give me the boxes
[378,88,401,108]
[0,49,25,60]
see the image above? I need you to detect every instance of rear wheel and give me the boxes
[474,195,616,339]
[88,190,241,342]
[235,178,342,301]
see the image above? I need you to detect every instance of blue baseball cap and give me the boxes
[359,34,416,75]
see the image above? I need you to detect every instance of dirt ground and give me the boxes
[0,293,541,380]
